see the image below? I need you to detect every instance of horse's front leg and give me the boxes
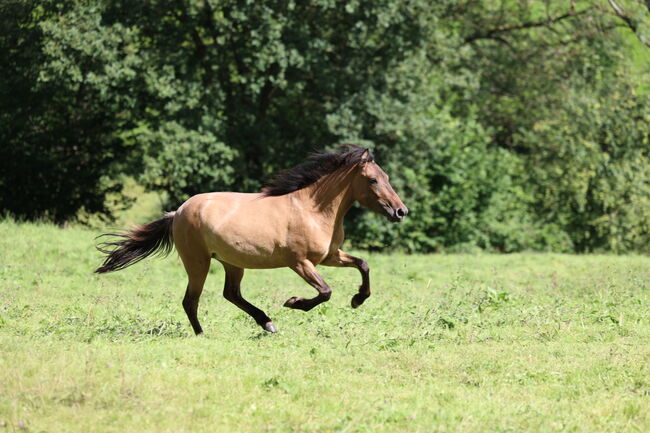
[284,260,332,311]
[321,249,370,308]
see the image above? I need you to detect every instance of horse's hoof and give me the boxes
[283,297,299,308]
[351,294,367,309]
[263,322,277,333]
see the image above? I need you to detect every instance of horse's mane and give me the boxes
[261,145,374,197]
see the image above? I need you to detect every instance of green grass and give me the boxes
[1,220,649,432]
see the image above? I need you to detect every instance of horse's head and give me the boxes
[352,150,408,223]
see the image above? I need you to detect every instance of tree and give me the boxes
[0,1,134,222]
[1,0,648,252]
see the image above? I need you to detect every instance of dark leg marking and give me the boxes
[221,262,276,333]
[321,249,371,308]
[284,260,332,312]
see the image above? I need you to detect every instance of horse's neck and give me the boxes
[301,168,356,229]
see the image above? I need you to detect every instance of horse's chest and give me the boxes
[329,227,345,251]
[288,213,344,263]
[308,227,344,264]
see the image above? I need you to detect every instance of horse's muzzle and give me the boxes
[382,203,408,222]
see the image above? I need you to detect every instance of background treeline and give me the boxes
[1,0,649,253]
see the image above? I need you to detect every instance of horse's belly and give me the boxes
[201,197,291,269]
[210,236,289,269]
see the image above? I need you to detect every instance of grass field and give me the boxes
[1,220,649,432]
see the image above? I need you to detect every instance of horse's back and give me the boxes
[174,191,294,268]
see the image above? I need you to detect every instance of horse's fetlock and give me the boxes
[321,288,332,301]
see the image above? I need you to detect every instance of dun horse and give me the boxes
[95,146,408,334]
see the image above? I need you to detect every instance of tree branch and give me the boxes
[464,6,593,44]
[607,0,650,47]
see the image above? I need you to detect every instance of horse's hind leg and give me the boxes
[179,251,210,335]
[221,262,276,333]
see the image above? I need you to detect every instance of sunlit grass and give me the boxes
[0,221,648,432]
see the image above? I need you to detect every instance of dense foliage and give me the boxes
[1,0,648,252]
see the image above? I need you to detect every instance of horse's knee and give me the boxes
[357,259,369,274]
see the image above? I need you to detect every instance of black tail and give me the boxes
[95,212,175,274]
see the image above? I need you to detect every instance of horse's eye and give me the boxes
[369,178,377,184]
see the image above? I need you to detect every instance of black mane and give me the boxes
[261,145,374,197]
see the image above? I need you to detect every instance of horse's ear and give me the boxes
[360,148,374,163]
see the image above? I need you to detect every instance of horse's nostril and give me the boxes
[396,207,405,218]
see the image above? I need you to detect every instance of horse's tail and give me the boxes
[95,212,175,274]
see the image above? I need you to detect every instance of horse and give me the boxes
[95,145,408,334]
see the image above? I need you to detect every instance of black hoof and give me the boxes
[283,297,299,308]
[263,322,277,333]
[351,294,368,309]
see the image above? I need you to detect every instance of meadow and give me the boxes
[1,220,648,432]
